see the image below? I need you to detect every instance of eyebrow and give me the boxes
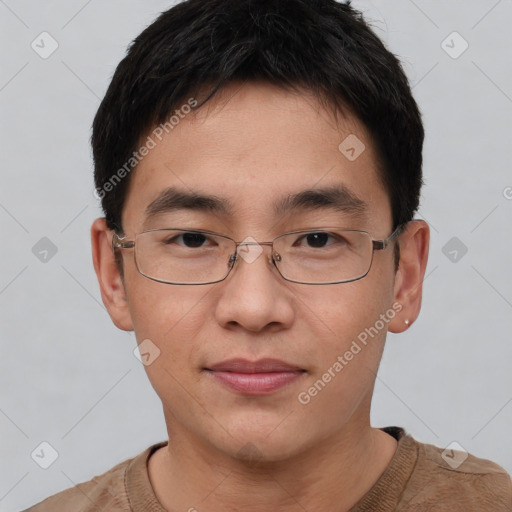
[274,185,367,217]
[144,184,367,221]
[145,187,233,219]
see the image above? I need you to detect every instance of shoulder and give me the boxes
[402,437,512,511]
[22,443,162,512]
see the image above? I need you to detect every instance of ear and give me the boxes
[91,218,134,331]
[388,220,429,333]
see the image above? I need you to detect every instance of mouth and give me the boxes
[203,358,307,395]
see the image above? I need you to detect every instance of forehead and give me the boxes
[122,82,392,233]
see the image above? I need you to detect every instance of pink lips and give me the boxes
[205,358,306,395]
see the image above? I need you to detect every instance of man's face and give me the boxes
[117,83,398,461]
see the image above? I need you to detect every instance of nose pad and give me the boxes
[227,249,280,270]
[227,252,237,268]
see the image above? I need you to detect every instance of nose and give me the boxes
[213,243,295,333]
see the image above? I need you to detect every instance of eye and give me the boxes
[293,231,340,249]
[164,232,214,248]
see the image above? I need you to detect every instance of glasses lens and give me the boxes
[135,230,235,284]
[273,229,373,284]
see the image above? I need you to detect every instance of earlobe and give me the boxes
[91,218,134,331]
[388,220,430,334]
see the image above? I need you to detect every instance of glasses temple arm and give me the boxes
[112,233,135,250]
[372,223,406,251]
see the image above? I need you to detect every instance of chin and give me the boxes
[209,415,312,464]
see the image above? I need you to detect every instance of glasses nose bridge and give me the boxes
[234,239,275,254]
[236,240,274,248]
[230,240,280,269]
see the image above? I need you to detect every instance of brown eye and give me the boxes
[293,231,339,249]
[163,232,210,248]
[304,232,330,248]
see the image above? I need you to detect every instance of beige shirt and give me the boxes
[23,427,512,511]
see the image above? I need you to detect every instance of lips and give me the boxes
[206,358,304,373]
[204,358,306,395]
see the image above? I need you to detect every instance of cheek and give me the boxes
[124,251,201,332]
[297,276,395,382]
[125,271,210,363]
[293,284,395,423]
[126,278,212,407]
[304,275,393,339]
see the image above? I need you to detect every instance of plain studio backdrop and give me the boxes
[1,1,511,511]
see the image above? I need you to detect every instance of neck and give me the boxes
[148,418,398,512]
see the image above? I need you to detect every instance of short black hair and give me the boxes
[92,0,424,234]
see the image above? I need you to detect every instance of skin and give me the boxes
[91,82,429,512]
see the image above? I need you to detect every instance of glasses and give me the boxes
[112,225,404,285]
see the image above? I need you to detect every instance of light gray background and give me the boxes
[1,1,511,510]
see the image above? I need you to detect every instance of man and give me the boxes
[25,0,512,510]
